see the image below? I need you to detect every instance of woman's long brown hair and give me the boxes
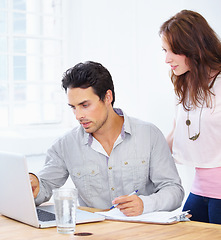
[159,10,221,110]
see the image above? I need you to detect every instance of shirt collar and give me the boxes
[83,108,132,146]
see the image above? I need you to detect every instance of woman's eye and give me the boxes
[162,48,167,53]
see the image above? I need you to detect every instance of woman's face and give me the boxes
[161,36,190,76]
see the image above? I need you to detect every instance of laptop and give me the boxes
[0,151,105,228]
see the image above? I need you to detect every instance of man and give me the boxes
[30,61,184,216]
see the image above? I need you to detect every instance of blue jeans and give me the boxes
[183,192,221,224]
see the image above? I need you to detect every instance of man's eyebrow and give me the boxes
[68,103,74,108]
[68,100,89,108]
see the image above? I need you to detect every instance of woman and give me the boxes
[159,9,221,224]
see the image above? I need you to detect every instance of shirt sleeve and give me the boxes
[34,139,69,206]
[139,126,184,213]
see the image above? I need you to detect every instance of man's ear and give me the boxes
[105,90,113,104]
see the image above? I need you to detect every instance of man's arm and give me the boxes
[112,124,183,216]
[140,126,184,214]
[31,141,70,206]
[111,194,144,216]
[29,173,40,198]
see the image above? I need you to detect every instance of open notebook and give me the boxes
[0,151,105,228]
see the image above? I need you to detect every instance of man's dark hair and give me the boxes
[62,61,115,106]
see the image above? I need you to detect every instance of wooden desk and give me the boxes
[1,213,221,240]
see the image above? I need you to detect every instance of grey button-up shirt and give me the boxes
[35,109,184,213]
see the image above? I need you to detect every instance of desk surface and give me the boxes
[1,211,221,240]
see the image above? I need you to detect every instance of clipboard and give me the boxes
[97,208,191,225]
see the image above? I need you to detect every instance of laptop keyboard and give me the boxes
[37,209,56,222]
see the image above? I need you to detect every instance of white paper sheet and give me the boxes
[97,208,190,224]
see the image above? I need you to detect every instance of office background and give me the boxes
[1,0,221,205]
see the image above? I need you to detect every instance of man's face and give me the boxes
[67,87,109,134]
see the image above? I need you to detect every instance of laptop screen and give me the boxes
[0,151,105,228]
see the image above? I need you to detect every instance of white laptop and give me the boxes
[0,151,105,228]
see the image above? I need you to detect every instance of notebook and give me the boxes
[0,151,105,228]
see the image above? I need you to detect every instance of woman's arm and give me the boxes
[166,119,176,153]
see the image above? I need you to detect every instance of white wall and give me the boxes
[2,0,220,154]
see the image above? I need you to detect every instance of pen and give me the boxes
[110,190,138,210]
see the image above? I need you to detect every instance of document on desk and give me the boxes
[97,208,190,224]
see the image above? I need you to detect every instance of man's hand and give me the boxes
[29,173,40,198]
[112,194,144,216]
